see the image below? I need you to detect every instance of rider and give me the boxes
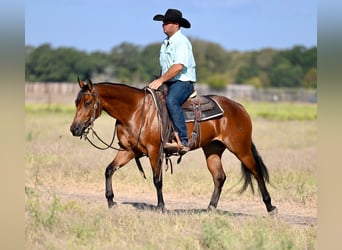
[149,9,196,154]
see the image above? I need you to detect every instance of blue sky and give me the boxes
[25,0,317,53]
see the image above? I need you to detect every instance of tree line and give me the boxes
[25,39,316,89]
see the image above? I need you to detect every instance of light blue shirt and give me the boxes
[159,30,196,82]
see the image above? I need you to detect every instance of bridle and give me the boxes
[80,85,148,152]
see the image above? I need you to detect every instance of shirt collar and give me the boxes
[166,30,182,45]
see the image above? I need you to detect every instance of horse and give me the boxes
[70,78,277,215]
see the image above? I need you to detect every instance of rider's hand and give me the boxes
[149,79,163,90]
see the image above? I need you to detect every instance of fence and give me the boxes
[25,82,317,104]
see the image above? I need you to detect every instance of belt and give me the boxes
[165,80,194,85]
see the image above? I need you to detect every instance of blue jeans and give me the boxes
[166,81,194,146]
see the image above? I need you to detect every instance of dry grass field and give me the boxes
[25,103,317,249]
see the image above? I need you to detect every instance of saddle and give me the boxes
[182,92,224,122]
[181,93,223,149]
[149,87,224,150]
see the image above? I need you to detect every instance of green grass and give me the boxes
[25,188,316,250]
[25,103,75,114]
[242,101,317,120]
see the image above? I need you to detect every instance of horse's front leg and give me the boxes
[105,162,117,208]
[105,149,135,208]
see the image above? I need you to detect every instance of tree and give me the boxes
[303,67,317,88]
[192,39,231,83]
[25,43,102,82]
[138,43,160,82]
[206,74,227,90]
[109,42,141,83]
[270,61,304,87]
[235,63,260,84]
[25,42,316,89]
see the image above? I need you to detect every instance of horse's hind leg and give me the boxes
[202,141,227,211]
[153,168,165,211]
[236,143,277,214]
[148,154,165,212]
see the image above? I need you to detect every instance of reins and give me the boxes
[81,86,148,152]
[82,124,121,151]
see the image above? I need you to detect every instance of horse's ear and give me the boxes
[86,78,93,90]
[78,77,85,89]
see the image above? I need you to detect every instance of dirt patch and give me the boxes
[50,186,316,227]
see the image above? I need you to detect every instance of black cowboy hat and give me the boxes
[153,9,191,28]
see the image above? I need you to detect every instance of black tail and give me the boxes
[240,142,270,194]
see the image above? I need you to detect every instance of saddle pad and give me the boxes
[183,95,224,122]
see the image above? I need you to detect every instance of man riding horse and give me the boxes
[149,9,196,155]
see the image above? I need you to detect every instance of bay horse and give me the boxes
[70,78,277,215]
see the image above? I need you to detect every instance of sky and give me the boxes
[25,0,317,53]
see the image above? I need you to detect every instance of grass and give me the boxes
[25,188,316,250]
[25,103,75,114]
[25,102,317,249]
[242,101,317,121]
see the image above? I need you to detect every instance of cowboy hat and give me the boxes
[153,9,191,28]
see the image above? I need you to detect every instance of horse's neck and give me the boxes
[96,84,143,122]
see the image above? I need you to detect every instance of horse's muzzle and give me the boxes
[70,122,86,137]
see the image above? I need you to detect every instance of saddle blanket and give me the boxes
[182,95,224,122]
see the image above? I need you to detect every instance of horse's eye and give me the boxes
[85,100,92,107]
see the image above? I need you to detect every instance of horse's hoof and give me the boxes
[207,205,217,212]
[156,206,167,213]
[107,201,117,209]
[268,206,278,216]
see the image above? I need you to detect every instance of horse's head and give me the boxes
[70,78,100,137]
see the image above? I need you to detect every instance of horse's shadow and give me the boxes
[121,201,317,226]
[122,201,251,217]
